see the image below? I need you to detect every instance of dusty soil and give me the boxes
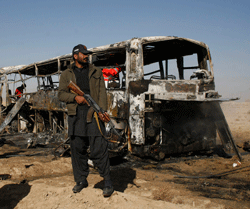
[0,102,250,209]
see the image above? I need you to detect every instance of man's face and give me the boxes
[74,52,89,65]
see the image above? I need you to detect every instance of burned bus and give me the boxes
[0,36,240,160]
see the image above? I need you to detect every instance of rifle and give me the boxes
[67,80,123,139]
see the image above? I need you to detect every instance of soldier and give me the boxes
[58,44,114,197]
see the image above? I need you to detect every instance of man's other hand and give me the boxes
[98,112,110,123]
[75,96,89,105]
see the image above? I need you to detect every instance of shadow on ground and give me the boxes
[94,167,137,192]
[0,182,31,209]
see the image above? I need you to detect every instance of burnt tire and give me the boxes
[10,120,18,133]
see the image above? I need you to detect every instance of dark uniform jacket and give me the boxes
[58,63,107,115]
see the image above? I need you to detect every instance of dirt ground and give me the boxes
[0,101,250,209]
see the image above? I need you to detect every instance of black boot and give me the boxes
[103,186,114,197]
[72,180,88,193]
[103,179,114,197]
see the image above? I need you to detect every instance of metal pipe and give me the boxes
[35,64,40,90]
[165,60,168,80]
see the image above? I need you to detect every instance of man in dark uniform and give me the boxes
[58,44,114,197]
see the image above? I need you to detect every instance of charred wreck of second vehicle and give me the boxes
[0,56,71,144]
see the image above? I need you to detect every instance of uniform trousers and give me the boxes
[70,135,111,183]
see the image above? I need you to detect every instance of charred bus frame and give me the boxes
[0,36,240,160]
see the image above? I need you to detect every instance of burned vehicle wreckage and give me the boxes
[0,36,241,160]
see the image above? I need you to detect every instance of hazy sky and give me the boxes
[1,0,249,101]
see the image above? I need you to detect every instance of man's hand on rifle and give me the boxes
[75,96,89,105]
[98,112,110,123]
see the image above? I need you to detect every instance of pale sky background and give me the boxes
[1,0,249,101]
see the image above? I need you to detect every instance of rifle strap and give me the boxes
[94,112,112,140]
